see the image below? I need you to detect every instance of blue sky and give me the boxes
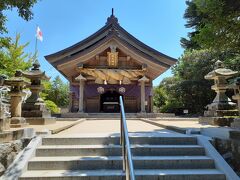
[5,0,188,86]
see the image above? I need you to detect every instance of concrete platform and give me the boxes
[139,118,240,140]
[11,119,85,135]
[25,117,56,125]
[199,117,234,126]
[0,129,24,143]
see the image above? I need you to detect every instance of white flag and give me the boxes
[36,26,43,41]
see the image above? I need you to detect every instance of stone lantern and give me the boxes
[199,60,238,126]
[204,60,238,117]
[4,71,29,127]
[22,60,49,104]
[0,75,10,131]
[229,77,240,115]
[229,77,240,129]
[22,60,56,125]
[0,75,7,86]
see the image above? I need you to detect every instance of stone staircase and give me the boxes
[20,135,226,180]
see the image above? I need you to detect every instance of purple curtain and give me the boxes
[71,84,152,98]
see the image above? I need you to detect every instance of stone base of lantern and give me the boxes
[25,117,56,125]
[231,118,240,129]
[199,116,234,127]
[216,110,239,116]
[10,117,29,128]
[0,118,10,132]
[204,109,239,117]
[204,101,237,117]
[22,102,56,125]
[22,103,51,118]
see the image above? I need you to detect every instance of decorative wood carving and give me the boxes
[107,45,118,67]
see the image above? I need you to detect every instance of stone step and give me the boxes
[36,145,205,157]
[42,136,198,145]
[20,169,226,180]
[27,156,215,170]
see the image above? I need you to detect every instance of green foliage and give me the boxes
[44,100,60,114]
[154,50,219,114]
[155,0,240,115]
[0,0,38,34]
[181,0,240,54]
[173,49,217,80]
[0,37,11,49]
[0,33,33,77]
[160,101,183,113]
[42,76,69,108]
[172,49,222,113]
[0,0,38,50]
[178,0,240,113]
[154,77,184,113]
[153,86,166,108]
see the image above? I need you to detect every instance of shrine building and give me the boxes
[45,12,176,113]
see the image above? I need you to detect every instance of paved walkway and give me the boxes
[54,119,179,137]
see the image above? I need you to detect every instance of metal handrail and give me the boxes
[119,96,135,180]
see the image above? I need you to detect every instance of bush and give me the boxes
[42,76,69,107]
[160,101,182,113]
[44,100,60,114]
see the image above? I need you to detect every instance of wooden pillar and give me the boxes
[68,91,73,112]
[140,81,145,112]
[79,80,85,112]
[75,74,86,113]
[138,76,149,113]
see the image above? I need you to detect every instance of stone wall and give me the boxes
[212,137,240,176]
[0,138,30,176]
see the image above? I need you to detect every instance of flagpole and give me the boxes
[34,25,38,61]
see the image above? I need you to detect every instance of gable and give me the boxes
[45,14,177,81]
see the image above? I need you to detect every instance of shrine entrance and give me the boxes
[100,90,121,113]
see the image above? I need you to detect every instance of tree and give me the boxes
[181,0,240,73]
[0,0,38,34]
[172,49,222,113]
[153,86,166,109]
[154,50,218,114]
[0,0,38,49]
[180,0,203,50]
[159,0,240,115]
[181,0,240,54]
[42,76,69,108]
[0,33,33,77]
[44,100,60,114]
[154,77,184,113]
[155,0,240,114]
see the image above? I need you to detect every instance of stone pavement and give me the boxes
[142,118,217,131]
[54,119,178,137]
